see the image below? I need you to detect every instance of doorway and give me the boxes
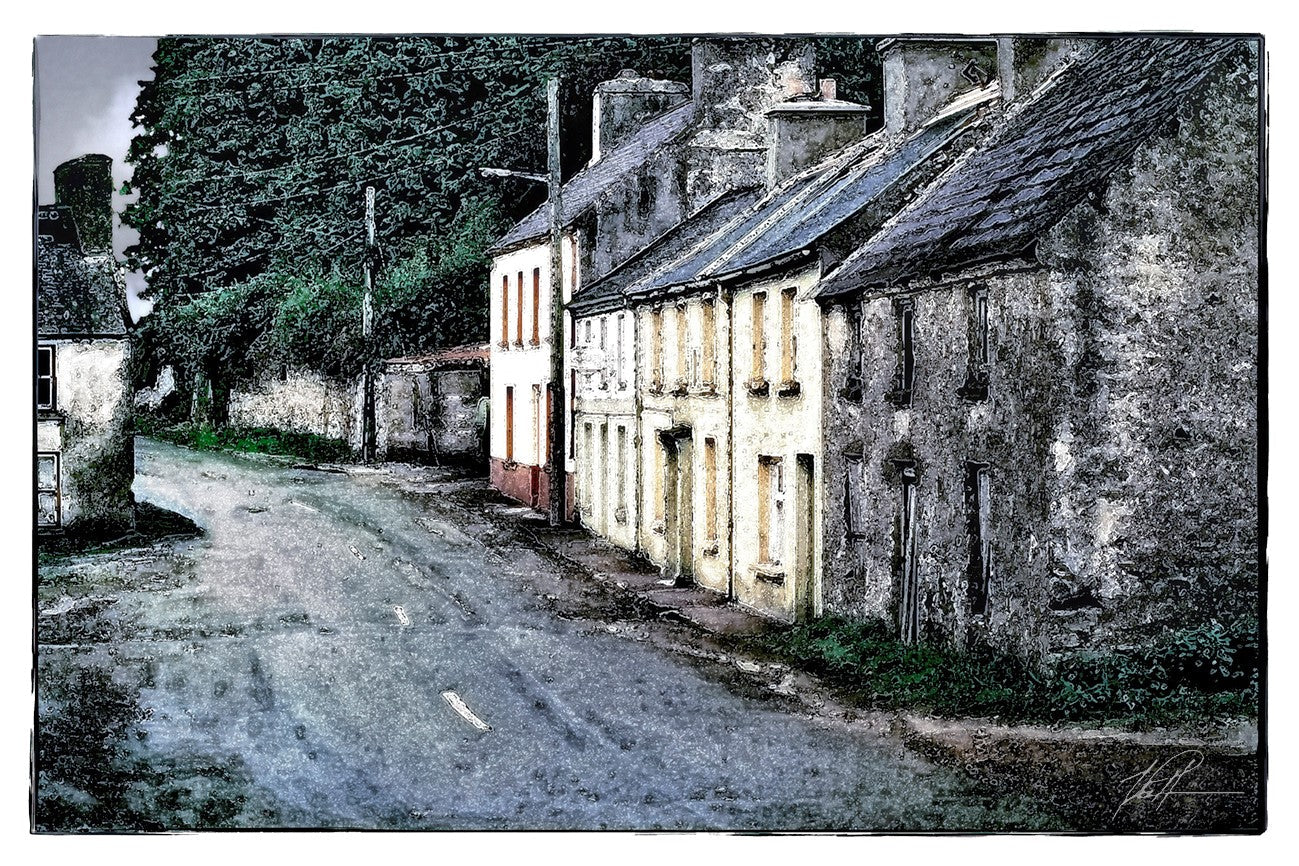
[660,426,694,585]
[793,453,816,622]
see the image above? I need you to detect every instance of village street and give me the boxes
[35,437,1051,831]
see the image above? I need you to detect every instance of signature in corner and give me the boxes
[1114,749,1244,818]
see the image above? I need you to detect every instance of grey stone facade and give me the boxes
[816,39,1259,662]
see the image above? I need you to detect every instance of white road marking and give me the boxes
[394,605,411,627]
[293,501,319,513]
[442,690,491,732]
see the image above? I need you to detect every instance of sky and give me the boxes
[35,36,157,319]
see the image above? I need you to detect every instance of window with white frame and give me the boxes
[37,345,54,410]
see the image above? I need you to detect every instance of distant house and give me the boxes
[376,343,488,465]
[813,37,1260,660]
[36,154,135,534]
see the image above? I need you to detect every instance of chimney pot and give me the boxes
[819,78,837,100]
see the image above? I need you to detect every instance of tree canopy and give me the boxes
[123,36,879,390]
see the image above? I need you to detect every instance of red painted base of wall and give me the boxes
[489,459,576,521]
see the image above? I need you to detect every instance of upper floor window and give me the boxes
[616,314,627,390]
[777,288,800,397]
[37,345,54,410]
[748,292,768,394]
[515,271,525,346]
[959,286,991,401]
[674,303,688,391]
[531,268,541,345]
[500,275,510,346]
[842,303,864,402]
[888,297,915,407]
[701,297,716,389]
[651,307,664,390]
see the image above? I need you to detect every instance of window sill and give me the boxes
[502,459,519,470]
[614,506,628,525]
[753,565,785,584]
[647,383,665,396]
[958,368,990,402]
[745,378,770,397]
[529,339,541,347]
[691,386,719,398]
[651,521,666,536]
[776,380,801,398]
[886,390,913,409]
[701,540,719,557]
[497,341,509,349]
[669,381,690,397]
[38,408,62,420]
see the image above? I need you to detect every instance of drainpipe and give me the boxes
[632,302,645,556]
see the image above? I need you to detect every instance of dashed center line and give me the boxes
[442,690,492,732]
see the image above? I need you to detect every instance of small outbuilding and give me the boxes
[376,344,488,466]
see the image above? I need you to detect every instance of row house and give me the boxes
[812,36,1260,660]
[599,59,1008,622]
[488,39,819,514]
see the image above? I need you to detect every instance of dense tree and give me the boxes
[124,36,878,399]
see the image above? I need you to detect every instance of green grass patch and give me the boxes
[744,615,1258,728]
[143,422,356,464]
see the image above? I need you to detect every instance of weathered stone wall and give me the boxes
[228,368,362,452]
[820,272,1058,658]
[39,338,135,532]
[1035,46,1259,654]
[819,49,1259,661]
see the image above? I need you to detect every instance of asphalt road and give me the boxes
[35,438,1046,831]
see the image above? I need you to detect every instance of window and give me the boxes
[500,275,510,346]
[37,345,54,410]
[584,423,594,509]
[653,432,665,526]
[616,426,628,520]
[585,319,593,344]
[505,386,515,461]
[844,453,867,538]
[516,271,524,346]
[544,384,552,459]
[966,463,992,615]
[37,452,59,526]
[758,456,785,566]
[674,303,687,387]
[532,268,541,345]
[701,298,716,389]
[532,384,542,464]
[842,304,864,401]
[651,307,664,389]
[780,288,796,383]
[960,286,991,401]
[637,174,656,221]
[599,316,607,351]
[889,298,915,407]
[616,314,626,390]
[704,437,718,543]
[751,292,767,384]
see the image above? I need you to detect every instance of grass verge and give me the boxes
[741,615,1258,729]
[140,420,355,464]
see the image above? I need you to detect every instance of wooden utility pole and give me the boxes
[545,77,566,527]
[362,185,377,462]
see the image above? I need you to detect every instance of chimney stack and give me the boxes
[53,154,114,254]
[879,38,998,137]
[997,37,1093,106]
[591,71,689,163]
[765,82,872,188]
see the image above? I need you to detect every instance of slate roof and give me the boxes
[568,186,764,316]
[618,90,992,300]
[385,343,489,368]
[36,205,129,337]
[814,37,1246,298]
[488,101,696,253]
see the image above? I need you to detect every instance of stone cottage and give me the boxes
[488,38,819,516]
[36,155,135,534]
[812,37,1260,660]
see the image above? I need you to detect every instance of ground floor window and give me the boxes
[37,452,59,527]
[758,456,785,566]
